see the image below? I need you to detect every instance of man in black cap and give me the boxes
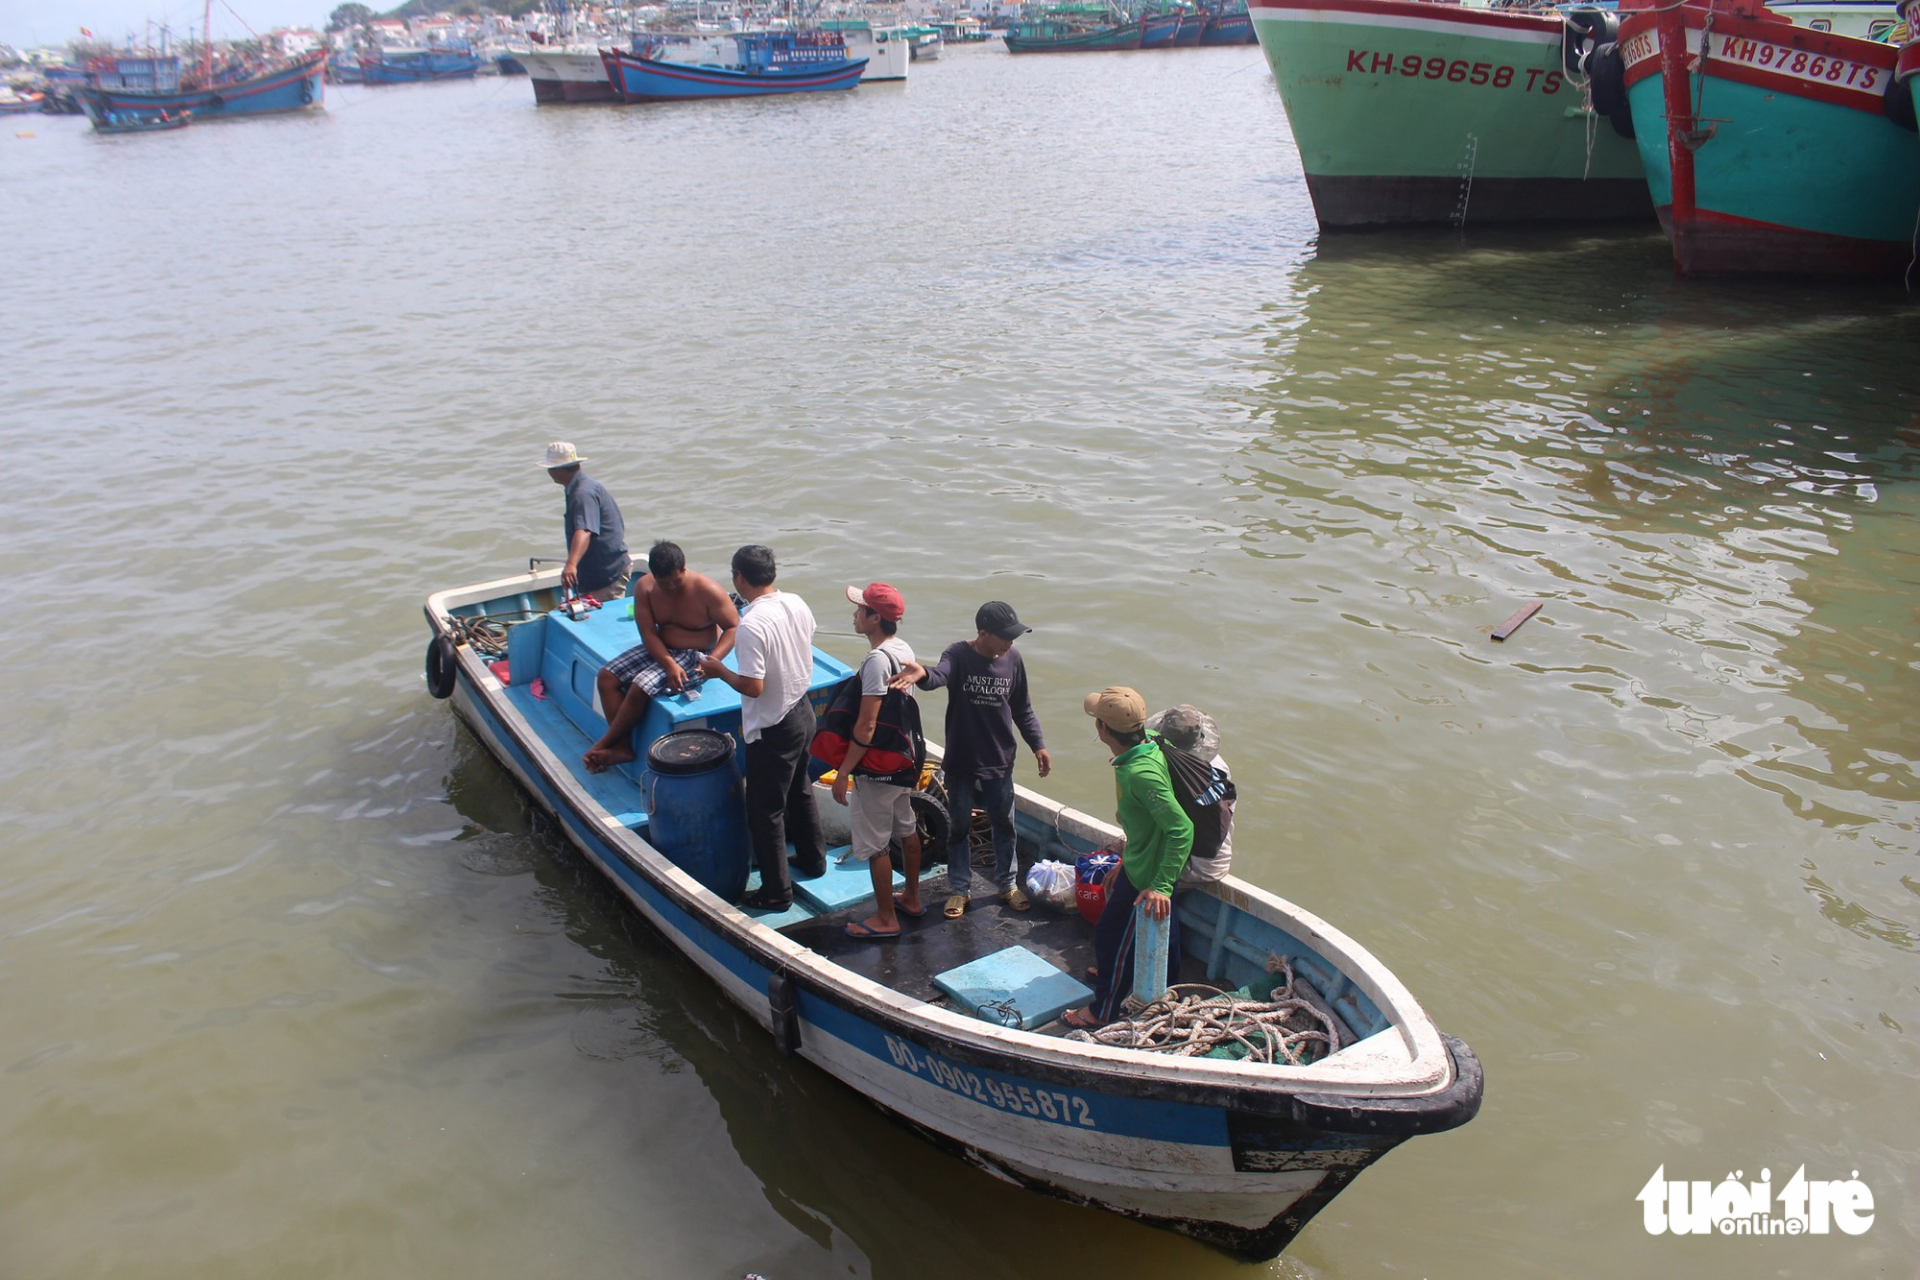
[892,602,1051,919]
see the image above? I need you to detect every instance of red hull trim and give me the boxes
[1659,204,1913,277]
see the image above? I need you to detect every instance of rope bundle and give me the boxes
[1064,958,1342,1066]
[446,608,544,657]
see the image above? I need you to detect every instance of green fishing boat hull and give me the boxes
[1249,0,1651,227]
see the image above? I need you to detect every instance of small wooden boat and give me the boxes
[91,107,192,134]
[423,566,1482,1259]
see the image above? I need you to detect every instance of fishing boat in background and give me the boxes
[904,23,945,58]
[1200,3,1257,45]
[1615,0,1920,274]
[601,32,867,102]
[1248,0,1651,226]
[1174,7,1210,45]
[940,16,992,42]
[80,50,325,124]
[1004,4,1146,51]
[39,66,91,113]
[1140,10,1184,45]
[360,46,483,83]
[90,107,192,134]
[520,45,619,102]
[1762,0,1902,38]
[422,564,1482,1261]
[821,17,915,82]
[0,87,47,114]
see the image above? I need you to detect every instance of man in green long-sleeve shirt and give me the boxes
[1064,686,1193,1029]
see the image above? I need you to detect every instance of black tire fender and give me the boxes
[1561,8,1617,77]
[425,635,458,699]
[206,92,224,109]
[1586,41,1635,139]
[896,790,950,865]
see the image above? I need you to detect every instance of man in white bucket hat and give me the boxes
[541,442,630,600]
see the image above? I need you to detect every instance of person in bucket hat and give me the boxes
[540,441,630,600]
[889,601,1051,919]
[1064,686,1192,1029]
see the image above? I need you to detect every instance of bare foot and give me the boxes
[1062,1006,1105,1029]
[582,744,636,774]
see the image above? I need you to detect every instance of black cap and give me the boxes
[975,601,1031,641]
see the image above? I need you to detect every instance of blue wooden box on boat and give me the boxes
[425,566,1482,1260]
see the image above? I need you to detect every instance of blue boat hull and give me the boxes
[80,53,325,120]
[604,50,867,100]
[1200,12,1254,44]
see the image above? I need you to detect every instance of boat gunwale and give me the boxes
[426,570,1467,1115]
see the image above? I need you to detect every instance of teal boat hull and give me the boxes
[1618,0,1920,276]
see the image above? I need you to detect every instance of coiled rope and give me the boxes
[1063,957,1343,1066]
[446,608,543,656]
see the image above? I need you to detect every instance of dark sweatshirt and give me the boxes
[916,641,1046,781]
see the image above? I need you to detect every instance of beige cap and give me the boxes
[540,441,586,469]
[1083,686,1146,733]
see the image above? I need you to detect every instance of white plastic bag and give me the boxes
[1025,859,1076,912]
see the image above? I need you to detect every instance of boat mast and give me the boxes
[201,0,214,85]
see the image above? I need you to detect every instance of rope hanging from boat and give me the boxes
[1063,957,1343,1066]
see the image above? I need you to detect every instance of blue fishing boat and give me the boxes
[79,51,325,124]
[600,32,866,102]
[1003,6,1147,52]
[423,564,1481,1260]
[1614,0,1920,275]
[1199,6,1255,45]
[1140,10,1184,45]
[360,47,483,84]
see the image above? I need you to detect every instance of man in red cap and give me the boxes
[833,582,924,938]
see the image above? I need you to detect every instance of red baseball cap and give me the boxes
[846,582,905,622]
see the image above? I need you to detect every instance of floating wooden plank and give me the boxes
[1491,601,1543,642]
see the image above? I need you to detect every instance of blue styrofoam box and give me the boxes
[794,846,902,913]
[933,946,1093,1031]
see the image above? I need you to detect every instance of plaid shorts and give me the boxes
[605,644,709,697]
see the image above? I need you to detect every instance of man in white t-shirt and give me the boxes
[832,582,924,939]
[698,545,824,911]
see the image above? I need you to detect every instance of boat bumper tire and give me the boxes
[426,635,458,699]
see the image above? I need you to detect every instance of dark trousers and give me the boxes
[1090,868,1181,1021]
[744,695,824,900]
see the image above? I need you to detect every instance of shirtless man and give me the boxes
[582,541,739,773]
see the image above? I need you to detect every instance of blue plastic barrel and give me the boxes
[642,729,751,902]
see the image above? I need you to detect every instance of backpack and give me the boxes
[808,650,925,785]
[1156,738,1236,871]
